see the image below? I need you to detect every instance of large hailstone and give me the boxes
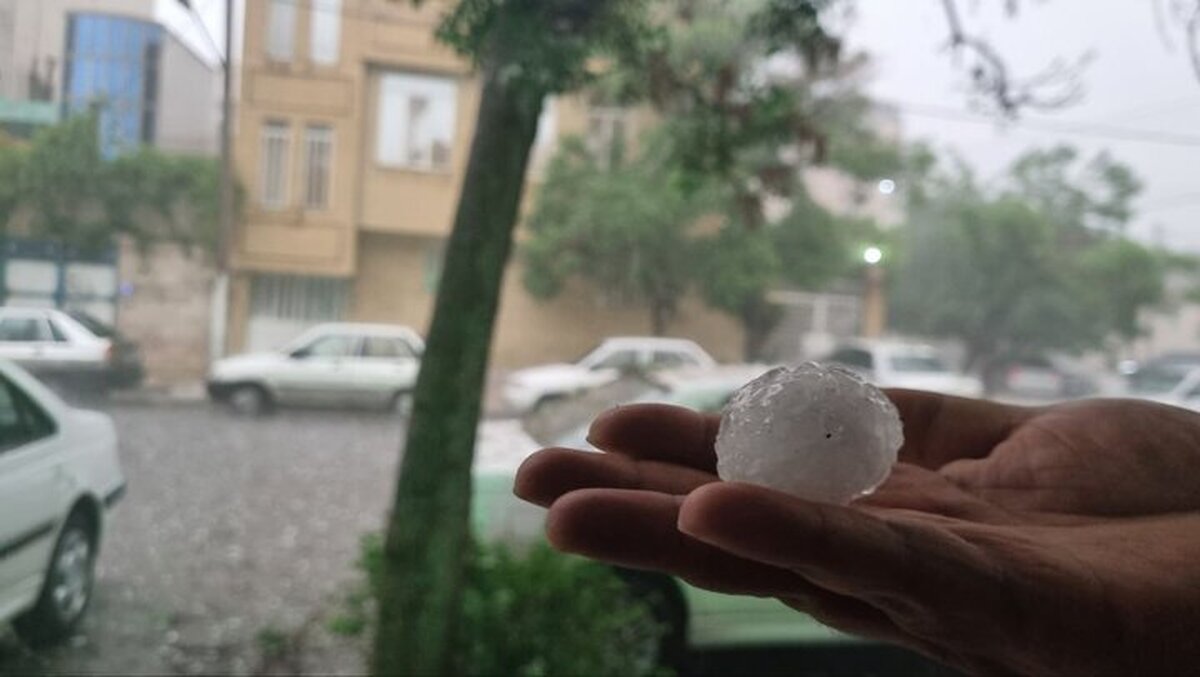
[715,362,904,504]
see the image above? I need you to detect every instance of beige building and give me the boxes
[227,0,744,367]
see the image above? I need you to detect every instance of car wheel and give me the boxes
[12,511,96,647]
[616,569,689,674]
[227,384,271,416]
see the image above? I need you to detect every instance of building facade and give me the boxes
[228,0,744,367]
[0,0,223,386]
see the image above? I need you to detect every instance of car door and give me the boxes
[353,335,422,407]
[272,333,363,407]
[0,374,66,605]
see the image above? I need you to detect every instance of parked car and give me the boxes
[1124,352,1200,398]
[503,337,718,412]
[475,365,859,669]
[0,307,143,395]
[823,340,983,398]
[988,354,1099,399]
[207,323,425,415]
[0,360,125,646]
[1124,365,1200,410]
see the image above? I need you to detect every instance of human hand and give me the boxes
[514,392,1200,674]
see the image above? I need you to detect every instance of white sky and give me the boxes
[846,0,1200,251]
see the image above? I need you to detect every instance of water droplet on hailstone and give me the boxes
[715,362,903,504]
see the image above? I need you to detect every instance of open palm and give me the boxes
[515,391,1200,675]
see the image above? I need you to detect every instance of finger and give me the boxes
[514,447,716,508]
[678,482,996,605]
[886,389,1035,469]
[587,404,719,471]
[545,488,907,643]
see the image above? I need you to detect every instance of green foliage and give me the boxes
[342,534,666,676]
[417,0,655,96]
[0,112,223,254]
[891,146,1164,368]
[523,138,712,332]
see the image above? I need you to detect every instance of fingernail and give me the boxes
[585,406,620,447]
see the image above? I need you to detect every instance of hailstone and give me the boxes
[714,362,903,504]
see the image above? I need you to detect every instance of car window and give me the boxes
[47,318,70,342]
[66,310,116,338]
[0,316,52,343]
[829,348,873,370]
[363,336,416,359]
[590,349,640,371]
[295,334,358,359]
[650,350,699,369]
[889,355,951,373]
[0,377,56,452]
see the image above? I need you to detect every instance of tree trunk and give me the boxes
[741,296,780,362]
[371,42,544,676]
[650,301,671,336]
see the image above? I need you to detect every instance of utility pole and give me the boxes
[178,0,235,359]
[213,0,235,359]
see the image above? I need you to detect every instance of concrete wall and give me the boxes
[156,32,220,155]
[117,239,216,386]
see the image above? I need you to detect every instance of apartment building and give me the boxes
[228,0,744,366]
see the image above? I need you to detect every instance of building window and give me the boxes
[303,124,333,210]
[586,107,629,169]
[64,13,163,156]
[310,0,342,65]
[376,72,457,172]
[267,0,296,61]
[260,121,290,209]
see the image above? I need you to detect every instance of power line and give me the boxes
[883,99,1200,148]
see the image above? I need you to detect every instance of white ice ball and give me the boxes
[715,362,904,504]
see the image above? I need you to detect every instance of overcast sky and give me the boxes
[847,0,1200,251]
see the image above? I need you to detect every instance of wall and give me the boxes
[156,32,220,155]
[117,239,216,386]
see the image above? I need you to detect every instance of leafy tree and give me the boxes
[374,1,651,674]
[890,146,1164,374]
[0,112,222,254]
[523,138,710,335]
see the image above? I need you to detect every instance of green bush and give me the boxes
[334,535,668,676]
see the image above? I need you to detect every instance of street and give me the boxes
[1,403,404,675]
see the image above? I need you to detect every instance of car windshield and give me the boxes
[6,1,1199,675]
[66,310,115,338]
[889,354,951,373]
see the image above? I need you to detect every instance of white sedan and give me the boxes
[207,323,425,415]
[503,337,717,412]
[824,340,984,398]
[0,360,124,646]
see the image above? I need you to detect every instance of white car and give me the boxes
[1125,366,1200,410]
[0,360,124,646]
[207,323,425,415]
[503,337,718,412]
[824,340,984,398]
[0,307,143,393]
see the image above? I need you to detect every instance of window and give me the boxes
[829,348,873,370]
[303,125,333,209]
[0,378,56,452]
[363,336,416,360]
[310,0,342,65]
[591,350,640,371]
[267,0,297,61]
[651,351,700,369]
[0,317,51,342]
[889,355,951,373]
[64,13,163,155]
[261,122,290,209]
[294,334,358,359]
[376,72,458,171]
[586,107,629,168]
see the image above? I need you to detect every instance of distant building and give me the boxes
[227,0,742,367]
[0,0,223,386]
